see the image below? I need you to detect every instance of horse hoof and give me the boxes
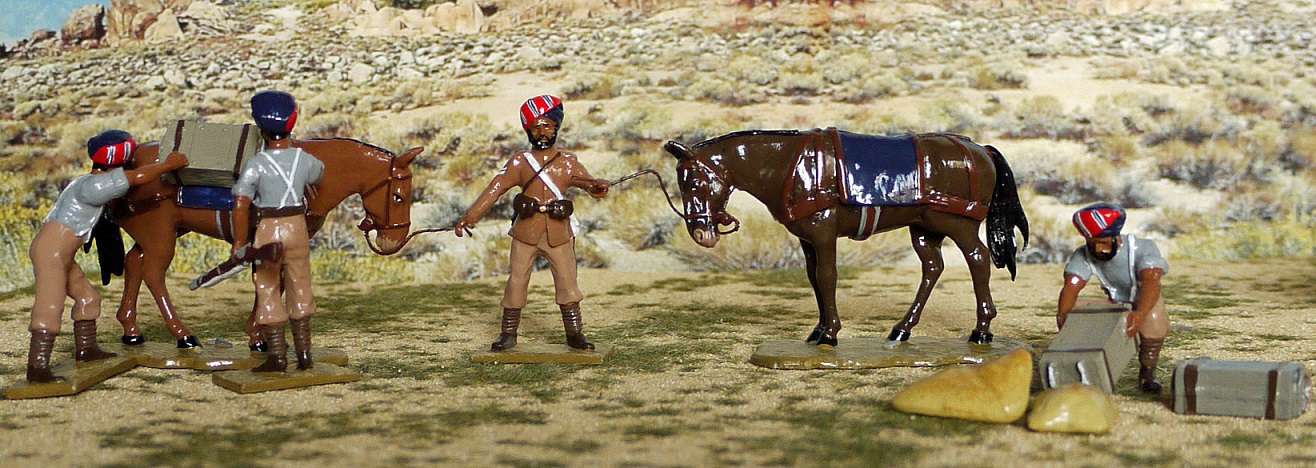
[121,335,145,346]
[968,330,993,344]
[805,329,823,343]
[887,329,911,342]
[249,342,268,352]
[177,336,202,349]
[814,336,838,347]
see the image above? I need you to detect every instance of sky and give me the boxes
[0,0,108,43]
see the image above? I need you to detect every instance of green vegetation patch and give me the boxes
[317,282,499,334]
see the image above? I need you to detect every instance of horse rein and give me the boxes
[579,166,740,236]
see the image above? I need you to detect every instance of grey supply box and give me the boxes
[159,119,264,188]
[1173,358,1311,420]
[1039,304,1138,394]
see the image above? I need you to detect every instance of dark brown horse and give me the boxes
[113,139,421,349]
[665,129,1027,346]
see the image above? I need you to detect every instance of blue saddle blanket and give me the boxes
[837,131,919,206]
[176,186,235,211]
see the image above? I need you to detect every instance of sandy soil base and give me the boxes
[0,258,1314,465]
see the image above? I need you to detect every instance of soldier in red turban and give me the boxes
[455,95,611,352]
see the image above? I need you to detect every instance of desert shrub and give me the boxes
[312,249,411,283]
[1142,104,1239,146]
[681,75,764,106]
[1015,208,1077,265]
[562,73,623,101]
[1280,129,1316,172]
[968,65,1028,90]
[664,205,907,271]
[1225,86,1281,117]
[1089,135,1140,163]
[1174,219,1316,260]
[820,53,866,85]
[728,56,779,86]
[298,112,363,140]
[598,184,680,250]
[832,74,908,104]
[171,234,233,274]
[999,95,1082,139]
[915,99,987,135]
[1154,140,1248,190]
[777,71,825,97]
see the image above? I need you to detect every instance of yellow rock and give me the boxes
[891,349,1033,423]
[1027,383,1120,434]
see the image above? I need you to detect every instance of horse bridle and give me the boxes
[677,157,740,236]
[357,159,413,234]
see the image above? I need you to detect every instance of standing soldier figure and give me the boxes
[231,91,324,372]
[1057,203,1170,393]
[27,130,188,382]
[456,95,611,352]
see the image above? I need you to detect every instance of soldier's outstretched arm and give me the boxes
[456,158,522,237]
[124,151,189,187]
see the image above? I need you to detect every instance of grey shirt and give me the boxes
[1063,234,1169,304]
[232,147,324,209]
[45,168,131,240]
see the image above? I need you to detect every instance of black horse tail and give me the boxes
[985,145,1029,280]
[84,213,126,286]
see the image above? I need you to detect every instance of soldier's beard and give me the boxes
[1088,244,1118,261]
[529,131,557,150]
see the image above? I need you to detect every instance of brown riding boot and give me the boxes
[1138,337,1165,394]
[73,319,117,362]
[290,317,313,370]
[491,308,521,352]
[253,323,288,373]
[27,329,64,383]
[560,302,594,350]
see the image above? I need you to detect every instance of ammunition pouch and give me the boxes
[512,193,573,220]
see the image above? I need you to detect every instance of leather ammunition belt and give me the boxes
[256,205,305,218]
[513,193,572,220]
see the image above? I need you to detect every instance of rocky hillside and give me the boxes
[2,0,1311,116]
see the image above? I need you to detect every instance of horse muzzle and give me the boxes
[690,226,720,248]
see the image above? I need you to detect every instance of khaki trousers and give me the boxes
[252,215,315,325]
[501,232,583,310]
[29,222,100,332]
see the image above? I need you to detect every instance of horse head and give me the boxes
[357,146,422,255]
[665,140,737,248]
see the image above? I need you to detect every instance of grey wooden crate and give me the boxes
[159,119,263,187]
[1038,304,1137,394]
[1173,358,1311,420]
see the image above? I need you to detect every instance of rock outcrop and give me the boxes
[891,349,1033,423]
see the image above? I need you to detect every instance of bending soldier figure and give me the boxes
[27,130,188,382]
[456,95,611,352]
[231,91,324,372]
[1057,203,1169,393]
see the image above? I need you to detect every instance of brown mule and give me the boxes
[113,139,422,350]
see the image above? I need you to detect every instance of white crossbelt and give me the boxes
[263,150,302,207]
[521,152,564,200]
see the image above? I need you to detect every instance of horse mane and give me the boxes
[691,130,806,149]
[298,138,396,157]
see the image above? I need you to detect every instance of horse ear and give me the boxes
[396,147,423,168]
[664,141,692,160]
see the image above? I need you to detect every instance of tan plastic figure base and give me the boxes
[470,343,613,364]
[212,363,361,394]
[4,355,138,400]
[749,336,1034,370]
[111,342,348,370]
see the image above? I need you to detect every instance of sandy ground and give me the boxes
[1,254,1315,466]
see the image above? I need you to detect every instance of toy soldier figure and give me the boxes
[455,95,611,352]
[27,130,188,382]
[231,91,324,372]
[1057,203,1169,393]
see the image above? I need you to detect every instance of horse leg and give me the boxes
[116,245,147,345]
[889,225,945,342]
[947,221,997,344]
[800,237,841,346]
[141,245,201,348]
[801,240,826,343]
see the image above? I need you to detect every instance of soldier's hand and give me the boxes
[454,217,475,237]
[589,179,610,198]
[231,242,248,259]
[165,151,189,169]
[1124,310,1144,337]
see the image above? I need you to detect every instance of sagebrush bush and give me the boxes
[1154,140,1249,190]
[968,65,1028,90]
[1174,219,1316,260]
[562,73,623,101]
